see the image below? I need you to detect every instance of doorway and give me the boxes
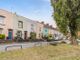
[24,31,27,40]
[8,29,13,40]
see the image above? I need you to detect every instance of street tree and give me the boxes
[51,0,80,45]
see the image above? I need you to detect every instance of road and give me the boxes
[0,42,49,52]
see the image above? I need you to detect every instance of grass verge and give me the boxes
[0,44,80,60]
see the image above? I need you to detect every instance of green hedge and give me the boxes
[42,34,54,41]
[30,32,36,40]
[47,34,53,40]
[0,34,5,39]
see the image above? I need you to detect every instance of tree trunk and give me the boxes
[70,36,78,45]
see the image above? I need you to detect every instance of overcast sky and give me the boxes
[0,0,56,27]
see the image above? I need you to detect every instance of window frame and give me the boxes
[0,15,5,24]
[0,28,3,34]
[18,21,23,28]
[17,30,22,37]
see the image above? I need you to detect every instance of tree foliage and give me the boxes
[51,0,80,37]
[51,0,80,44]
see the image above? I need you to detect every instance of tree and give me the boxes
[51,0,80,45]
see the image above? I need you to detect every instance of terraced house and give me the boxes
[36,21,44,39]
[0,9,57,40]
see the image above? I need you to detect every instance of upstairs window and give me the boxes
[0,15,5,24]
[31,24,34,32]
[39,27,41,32]
[18,21,23,28]
[31,24,34,27]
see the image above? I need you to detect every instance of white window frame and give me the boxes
[18,21,23,28]
[0,16,5,24]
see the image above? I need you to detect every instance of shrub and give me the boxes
[30,32,36,40]
[0,34,5,39]
[14,36,24,42]
[47,34,53,40]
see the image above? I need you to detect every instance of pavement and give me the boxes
[0,41,62,52]
[0,42,49,52]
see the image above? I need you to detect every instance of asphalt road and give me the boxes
[0,42,49,52]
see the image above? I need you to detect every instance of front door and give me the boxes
[24,31,27,40]
[8,29,13,40]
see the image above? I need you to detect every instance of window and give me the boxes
[39,33,41,37]
[31,27,34,32]
[0,16,5,24]
[39,27,41,32]
[31,28,33,30]
[16,31,22,37]
[31,24,34,27]
[0,28,3,34]
[18,21,23,28]
[31,24,34,32]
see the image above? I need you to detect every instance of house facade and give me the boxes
[0,9,14,40]
[26,18,37,38]
[13,14,29,40]
[0,9,37,40]
[36,21,44,39]
[42,24,49,37]
[0,9,57,40]
[48,25,55,37]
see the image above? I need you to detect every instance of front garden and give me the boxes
[0,33,54,44]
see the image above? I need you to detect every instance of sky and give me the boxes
[0,0,56,27]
